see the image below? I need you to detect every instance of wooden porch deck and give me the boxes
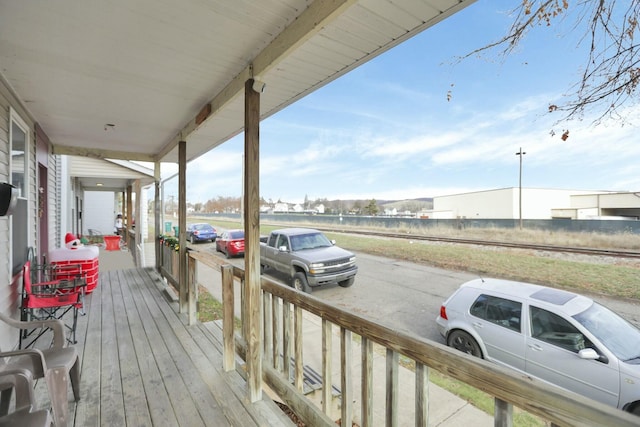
[38,250,292,426]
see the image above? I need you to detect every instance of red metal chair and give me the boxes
[20,261,85,349]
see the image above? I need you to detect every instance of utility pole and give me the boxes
[516,147,526,230]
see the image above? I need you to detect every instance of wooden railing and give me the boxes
[158,240,179,287]
[127,228,138,266]
[183,251,639,427]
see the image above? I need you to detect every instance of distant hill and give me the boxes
[320,198,433,212]
[379,198,433,211]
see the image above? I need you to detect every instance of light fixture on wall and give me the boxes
[0,182,17,216]
[252,79,266,93]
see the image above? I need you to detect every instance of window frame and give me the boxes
[9,107,30,276]
[529,306,592,353]
[470,293,522,333]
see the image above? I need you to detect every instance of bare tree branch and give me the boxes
[460,1,640,129]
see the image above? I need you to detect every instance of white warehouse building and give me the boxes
[425,188,639,220]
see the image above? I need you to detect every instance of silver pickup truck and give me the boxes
[259,227,357,292]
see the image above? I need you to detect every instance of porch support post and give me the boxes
[134,179,142,265]
[244,77,262,402]
[126,185,132,248]
[154,162,161,270]
[178,140,188,313]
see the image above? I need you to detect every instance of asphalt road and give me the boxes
[192,241,640,344]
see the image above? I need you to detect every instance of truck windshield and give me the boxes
[290,233,332,251]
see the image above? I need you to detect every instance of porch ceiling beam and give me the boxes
[155,0,356,162]
[53,145,155,162]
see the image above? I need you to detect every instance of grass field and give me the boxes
[185,217,640,300]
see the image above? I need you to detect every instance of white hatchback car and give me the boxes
[436,278,640,416]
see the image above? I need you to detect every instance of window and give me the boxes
[530,306,592,353]
[11,122,26,196]
[470,294,522,332]
[276,234,289,251]
[10,109,29,275]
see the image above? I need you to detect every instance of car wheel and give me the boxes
[338,277,355,288]
[447,330,482,358]
[190,235,196,244]
[216,244,221,253]
[628,402,640,416]
[225,249,231,259]
[292,272,311,293]
[260,264,266,274]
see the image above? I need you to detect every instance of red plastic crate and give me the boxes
[51,257,99,293]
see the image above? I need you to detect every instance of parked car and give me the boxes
[186,223,217,244]
[259,228,357,293]
[436,278,640,415]
[216,229,245,258]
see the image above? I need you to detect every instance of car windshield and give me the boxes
[573,302,640,362]
[229,231,244,239]
[290,233,332,251]
[195,224,212,231]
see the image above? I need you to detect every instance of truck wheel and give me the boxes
[292,272,311,293]
[338,277,355,288]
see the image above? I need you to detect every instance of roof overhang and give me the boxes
[69,157,155,192]
[0,0,475,164]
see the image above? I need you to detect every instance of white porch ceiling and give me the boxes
[0,0,474,165]
[69,158,155,192]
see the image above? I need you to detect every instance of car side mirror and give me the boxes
[578,348,607,363]
[278,246,289,252]
[330,239,336,245]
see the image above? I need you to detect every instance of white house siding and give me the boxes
[46,151,60,250]
[84,191,116,235]
[0,76,40,350]
[0,82,11,317]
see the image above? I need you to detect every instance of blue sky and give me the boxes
[164,1,640,204]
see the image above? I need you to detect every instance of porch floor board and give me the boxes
[32,261,292,426]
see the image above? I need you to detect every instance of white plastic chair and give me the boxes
[0,313,80,427]
[0,368,53,426]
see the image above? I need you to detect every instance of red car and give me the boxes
[215,229,245,258]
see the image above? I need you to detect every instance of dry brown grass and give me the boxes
[352,223,640,250]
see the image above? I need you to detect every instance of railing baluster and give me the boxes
[341,328,353,426]
[263,292,272,366]
[283,301,291,379]
[294,305,303,391]
[361,336,373,427]
[494,398,512,427]
[221,264,234,372]
[240,278,246,341]
[272,295,281,370]
[187,255,197,325]
[415,362,428,427]
[386,349,398,427]
[322,319,332,414]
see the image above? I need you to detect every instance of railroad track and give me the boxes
[321,227,640,259]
